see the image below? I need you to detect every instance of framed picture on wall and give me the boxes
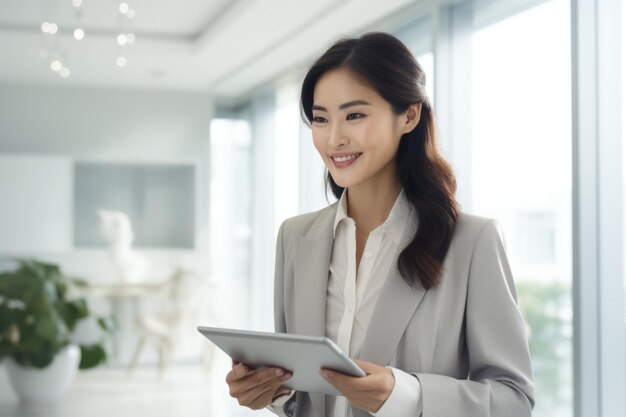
[73,161,196,249]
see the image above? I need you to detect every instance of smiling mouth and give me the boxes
[331,153,362,163]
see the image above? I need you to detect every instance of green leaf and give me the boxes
[0,270,40,301]
[20,259,60,282]
[33,312,69,344]
[14,342,57,368]
[79,344,107,369]
[57,299,89,331]
[0,304,27,328]
[42,280,59,302]
[29,293,55,316]
[55,281,68,299]
[97,316,116,333]
[70,278,89,288]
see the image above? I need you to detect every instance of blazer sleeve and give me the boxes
[267,221,298,417]
[274,221,288,335]
[415,219,535,417]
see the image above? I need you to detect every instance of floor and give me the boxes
[0,356,275,417]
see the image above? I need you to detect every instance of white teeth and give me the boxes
[332,153,360,163]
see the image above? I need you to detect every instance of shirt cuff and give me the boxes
[271,390,295,406]
[370,367,423,417]
[265,390,295,416]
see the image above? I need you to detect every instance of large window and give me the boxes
[209,118,252,329]
[623,0,626,294]
[622,0,626,392]
[394,17,434,104]
[469,1,572,416]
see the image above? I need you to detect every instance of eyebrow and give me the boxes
[312,100,371,112]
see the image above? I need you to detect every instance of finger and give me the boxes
[226,363,249,383]
[239,372,292,408]
[321,368,358,383]
[245,368,288,386]
[230,368,289,395]
[231,363,248,376]
[250,378,291,405]
[245,387,281,410]
[320,369,350,388]
[319,371,351,398]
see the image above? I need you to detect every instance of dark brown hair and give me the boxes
[300,32,460,290]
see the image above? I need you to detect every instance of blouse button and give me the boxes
[364,251,373,259]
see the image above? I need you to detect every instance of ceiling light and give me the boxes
[117,34,127,46]
[119,2,129,14]
[48,23,58,34]
[126,33,135,44]
[60,67,71,78]
[116,56,127,67]
[126,9,135,19]
[50,60,62,72]
[41,22,50,33]
[72,0,82,7]
[74,29,85,40]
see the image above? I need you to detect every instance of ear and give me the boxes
[401,103,422,134]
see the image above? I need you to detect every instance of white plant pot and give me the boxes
[5,344,81,403]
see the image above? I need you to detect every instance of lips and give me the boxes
[330,152,362,168]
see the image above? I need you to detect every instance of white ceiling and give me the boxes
[0,0,425,99]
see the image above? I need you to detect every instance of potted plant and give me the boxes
[0,259,114,403]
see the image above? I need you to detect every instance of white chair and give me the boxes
[126,267,213,378]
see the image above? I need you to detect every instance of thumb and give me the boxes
[352,359,377,374]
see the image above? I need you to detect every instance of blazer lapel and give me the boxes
[351,268,426,417]
[294,206,336,417]
[294,235,332,337]
[358,266,426,365]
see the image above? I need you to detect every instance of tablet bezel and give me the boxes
[197,325,366,396]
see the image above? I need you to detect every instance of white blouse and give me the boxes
[270,189,422,417]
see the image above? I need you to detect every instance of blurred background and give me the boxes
[0,0,623,416]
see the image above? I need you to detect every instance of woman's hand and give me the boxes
[320,359,395,414]
[226,360,293,410]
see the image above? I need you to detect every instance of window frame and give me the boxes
[571,0,625,416]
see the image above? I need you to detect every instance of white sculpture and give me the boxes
[97,209,147,283]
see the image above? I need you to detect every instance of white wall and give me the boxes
[0,155,72,253]
[0,82,212,158]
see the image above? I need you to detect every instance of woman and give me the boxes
[226,32,534,417]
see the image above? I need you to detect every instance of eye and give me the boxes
[346,113,365,121]
[312,116,327,124]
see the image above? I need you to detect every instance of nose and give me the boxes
[328,121,348,149]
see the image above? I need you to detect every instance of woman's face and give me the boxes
[311,68,418,191]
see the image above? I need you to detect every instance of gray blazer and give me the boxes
[273,203,535,417]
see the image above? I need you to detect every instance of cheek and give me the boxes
[356,124,378,148]
[312,130,326,156]
[357,122,397,153]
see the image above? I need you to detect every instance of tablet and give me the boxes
[197,326,366,396]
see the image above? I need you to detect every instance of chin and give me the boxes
[328,174,359,190]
